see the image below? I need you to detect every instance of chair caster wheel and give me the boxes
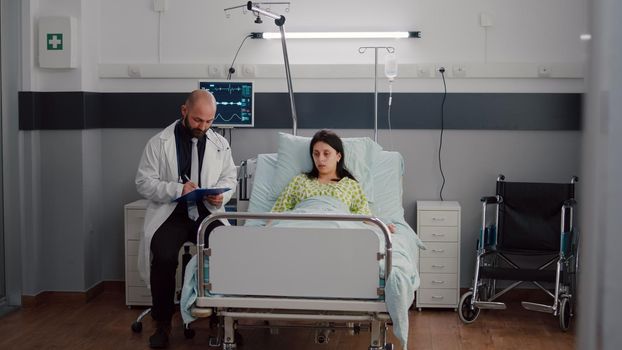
[131,321,142,333]
[184,327,195,339]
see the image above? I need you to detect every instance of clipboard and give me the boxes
[173,187,231,202]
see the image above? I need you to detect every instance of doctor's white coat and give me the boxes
[135,121,237,286]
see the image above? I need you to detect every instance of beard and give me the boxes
[183,117,206,138]
[190,128,206,138]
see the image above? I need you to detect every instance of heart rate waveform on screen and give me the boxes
[199,81,254,127]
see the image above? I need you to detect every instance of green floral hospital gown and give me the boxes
[271,174,371,215]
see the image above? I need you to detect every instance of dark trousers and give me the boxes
[150,204,224,324]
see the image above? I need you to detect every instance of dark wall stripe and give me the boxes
[19,91,581,131]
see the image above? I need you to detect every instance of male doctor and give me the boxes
[135,89,237,348]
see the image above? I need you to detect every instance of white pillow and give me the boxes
[268,132,382,204]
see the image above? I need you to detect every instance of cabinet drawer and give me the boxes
[127,255,138,272]
[127,240,140,256]
[419,288,457,305]
[126,269,146,287]
[420,258,457,273]
[126,209,145,240]
[420,242,458,258]
[128,286,152,304]
[418,226,458,242]
[420,273,458,289]
[419,210,458,227]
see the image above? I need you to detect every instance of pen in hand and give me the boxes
[182,174,198,194]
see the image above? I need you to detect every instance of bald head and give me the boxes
[185,89,216,109]
[181,89,217,137]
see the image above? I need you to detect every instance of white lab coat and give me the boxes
[135,121,237,286]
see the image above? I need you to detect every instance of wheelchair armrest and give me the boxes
[481,196,500,204]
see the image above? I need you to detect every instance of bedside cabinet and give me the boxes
[125,199,152,306]
[415,201,461,310]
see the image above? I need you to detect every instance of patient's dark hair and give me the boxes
[305,129,356,181]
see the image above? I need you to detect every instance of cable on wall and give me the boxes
[227,34,252,80]
[438,67,447,201]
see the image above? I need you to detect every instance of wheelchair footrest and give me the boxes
[480,267,556,282]
[473,301,506,310]
[521,301,554,313]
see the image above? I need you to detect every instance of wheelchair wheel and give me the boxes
[458,291,480,324]
[559,297,572,331]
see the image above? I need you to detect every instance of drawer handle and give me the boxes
[431,249,445,253]
[431,233,446,237]
[431,280,446,284]
[431,264,445,268]
[431,217,445,222]
[431,296,444,299]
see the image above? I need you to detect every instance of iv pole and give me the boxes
[245,2,298,135]
[359,46,394,143]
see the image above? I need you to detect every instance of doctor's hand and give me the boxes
[205,194,224,208]
[182,181,197,195]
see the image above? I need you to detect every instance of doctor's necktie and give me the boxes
[188,137,199,221]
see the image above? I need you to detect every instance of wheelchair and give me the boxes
[458,174,579,331]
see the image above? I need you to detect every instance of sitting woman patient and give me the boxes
[271,129,395,233]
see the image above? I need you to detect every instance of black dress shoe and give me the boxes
[149,324,171,349]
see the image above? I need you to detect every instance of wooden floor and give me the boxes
[0,290,575,350]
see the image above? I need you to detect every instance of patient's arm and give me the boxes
[271,175,302,212]
[363,221,396,233]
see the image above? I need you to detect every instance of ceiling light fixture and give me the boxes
[251,31,421,39]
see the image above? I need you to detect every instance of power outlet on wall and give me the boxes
[416,64,432,78]
[452,64,467,78]
[153,0,168,12]
[435,65,447,77]
[207,64,225,78]
[128,65,141,78]
[537,65,552,77]
[241,64,256,78]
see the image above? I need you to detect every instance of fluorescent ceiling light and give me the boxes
[251,31,421,39]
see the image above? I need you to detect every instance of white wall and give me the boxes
[12,0,587,294]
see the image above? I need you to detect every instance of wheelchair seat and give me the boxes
[459,174,579,331]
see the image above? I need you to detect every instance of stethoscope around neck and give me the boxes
[180,118,229,153]
[205,129,230,153]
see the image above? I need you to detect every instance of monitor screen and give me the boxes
[198,81,254,128]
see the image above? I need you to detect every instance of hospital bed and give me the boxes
[183,136,423,350]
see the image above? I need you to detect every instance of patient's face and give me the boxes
[312,141,341,177]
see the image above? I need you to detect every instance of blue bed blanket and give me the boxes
[181,196,423,350]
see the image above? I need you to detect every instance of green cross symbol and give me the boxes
[47,33,63,50]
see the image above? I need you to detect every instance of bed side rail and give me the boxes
[196,212,393,298]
